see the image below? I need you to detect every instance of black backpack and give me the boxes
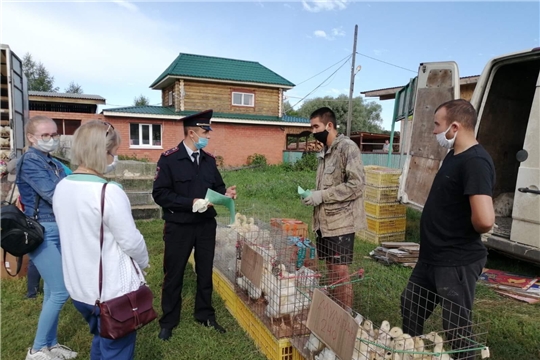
[1,155,44,276]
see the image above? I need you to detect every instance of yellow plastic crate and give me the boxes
[213,268,237,316]
[192,256,304,360]
[357,229,406,244]
[364,185,399,203]
[367,215,406,234]
[364,201,407,218]
[235,293,304,360]
[365,166,402,188]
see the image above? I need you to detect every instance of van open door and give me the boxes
[398,62,460,209]
[510,73,540,260]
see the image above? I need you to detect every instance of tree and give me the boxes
[134,95,150,106]
[296,95,384,134]
[22,53,59,92]
[282,100,300,117]
[64,81,83,94]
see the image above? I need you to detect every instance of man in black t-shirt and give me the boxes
[400,99,495,360]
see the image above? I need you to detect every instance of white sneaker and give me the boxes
[25,348,63,360]
[48,344,78,359]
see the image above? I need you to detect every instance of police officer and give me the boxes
[153,109,237,340]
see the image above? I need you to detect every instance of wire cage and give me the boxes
[291,264,490,360]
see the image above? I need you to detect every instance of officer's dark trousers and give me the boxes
[400,257,486,360]
[159,218,217,330]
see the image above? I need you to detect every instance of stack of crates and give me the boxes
[360,165,407,243]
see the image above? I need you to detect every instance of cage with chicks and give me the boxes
[291,260,490,360]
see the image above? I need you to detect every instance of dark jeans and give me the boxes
[400,257,486,360]
[27,259,42,298]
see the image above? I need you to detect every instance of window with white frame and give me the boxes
[232,92,254,107]
[168,91,173,106]
[130,123,162,148]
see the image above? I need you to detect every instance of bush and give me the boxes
[293,152,318,171]
[118,153,150,162]
[247,153,268,167]
[215,155,225,168]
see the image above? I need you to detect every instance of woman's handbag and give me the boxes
[95,183,157,340]
[1,154,44,276]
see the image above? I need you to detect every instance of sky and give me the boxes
[1,0,539,130]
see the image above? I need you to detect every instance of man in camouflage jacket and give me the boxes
[303,107,366,309]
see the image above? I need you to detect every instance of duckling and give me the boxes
[422,332,451,360]
[376,320,392,355]
[412,337,425,359]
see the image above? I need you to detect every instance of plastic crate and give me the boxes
[213,268,237,316]
[366,215,406,234]
[364,185,399,203]
[192,255,305,360]
[357,229,406,244]
[364,201,407,218]
[364,166,402,188]
[236,299,304,360]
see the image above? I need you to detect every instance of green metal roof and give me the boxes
[103,106,309,124]
[150,53,295,89]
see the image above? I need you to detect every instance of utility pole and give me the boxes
[346,24,358,137]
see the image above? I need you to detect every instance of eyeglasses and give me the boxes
[34,133,60,142]
[103,122,115,136]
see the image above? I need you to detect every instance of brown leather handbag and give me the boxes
[95,183,157,340]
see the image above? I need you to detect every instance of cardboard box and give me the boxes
[1,250,29,279]
[270,218,309,238]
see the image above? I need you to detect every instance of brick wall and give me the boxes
[103,116,291,166]
[204,123,286,166]
[30,110,302,166]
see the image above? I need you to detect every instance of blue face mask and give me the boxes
[192,132,208,150]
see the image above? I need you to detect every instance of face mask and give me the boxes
[34,138,59,153]
[436,124,457,149]
[105,155,118,174]
[192,133,208,150]
[313,125,330,145]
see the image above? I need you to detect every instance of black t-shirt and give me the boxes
[419,144,495,266]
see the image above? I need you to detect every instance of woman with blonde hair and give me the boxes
[17,115,77,360]
[53,120,149,360]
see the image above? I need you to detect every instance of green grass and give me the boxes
[2,165,539,360]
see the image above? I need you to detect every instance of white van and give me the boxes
[398,48,540,265]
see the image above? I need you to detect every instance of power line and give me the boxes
[288,55,352,110]
[356,52,417,73]
[295,54,354,86]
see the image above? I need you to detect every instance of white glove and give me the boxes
[302,190,323,206]
[192,199,210,213]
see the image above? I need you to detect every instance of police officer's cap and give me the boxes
[182,109,213,131]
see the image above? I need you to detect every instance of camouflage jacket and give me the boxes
[313,134,367,237]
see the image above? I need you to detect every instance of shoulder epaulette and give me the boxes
[162,147,179,157]
[202,150,215,159]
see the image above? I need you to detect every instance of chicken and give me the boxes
[304,333,324,354]
[402,336,415,360]
[315,347,337,360]
[389,327,404,339]
[375,321,392,355]
[412,337,425,360]
[422,332,452,360]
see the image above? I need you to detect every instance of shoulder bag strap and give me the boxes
[96,182,141,305]
[96,182,108,304]
[10,153,42,217]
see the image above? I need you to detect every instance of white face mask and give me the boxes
[436,124,457,149]
[105,155,119,174]
[35,138,59,153]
